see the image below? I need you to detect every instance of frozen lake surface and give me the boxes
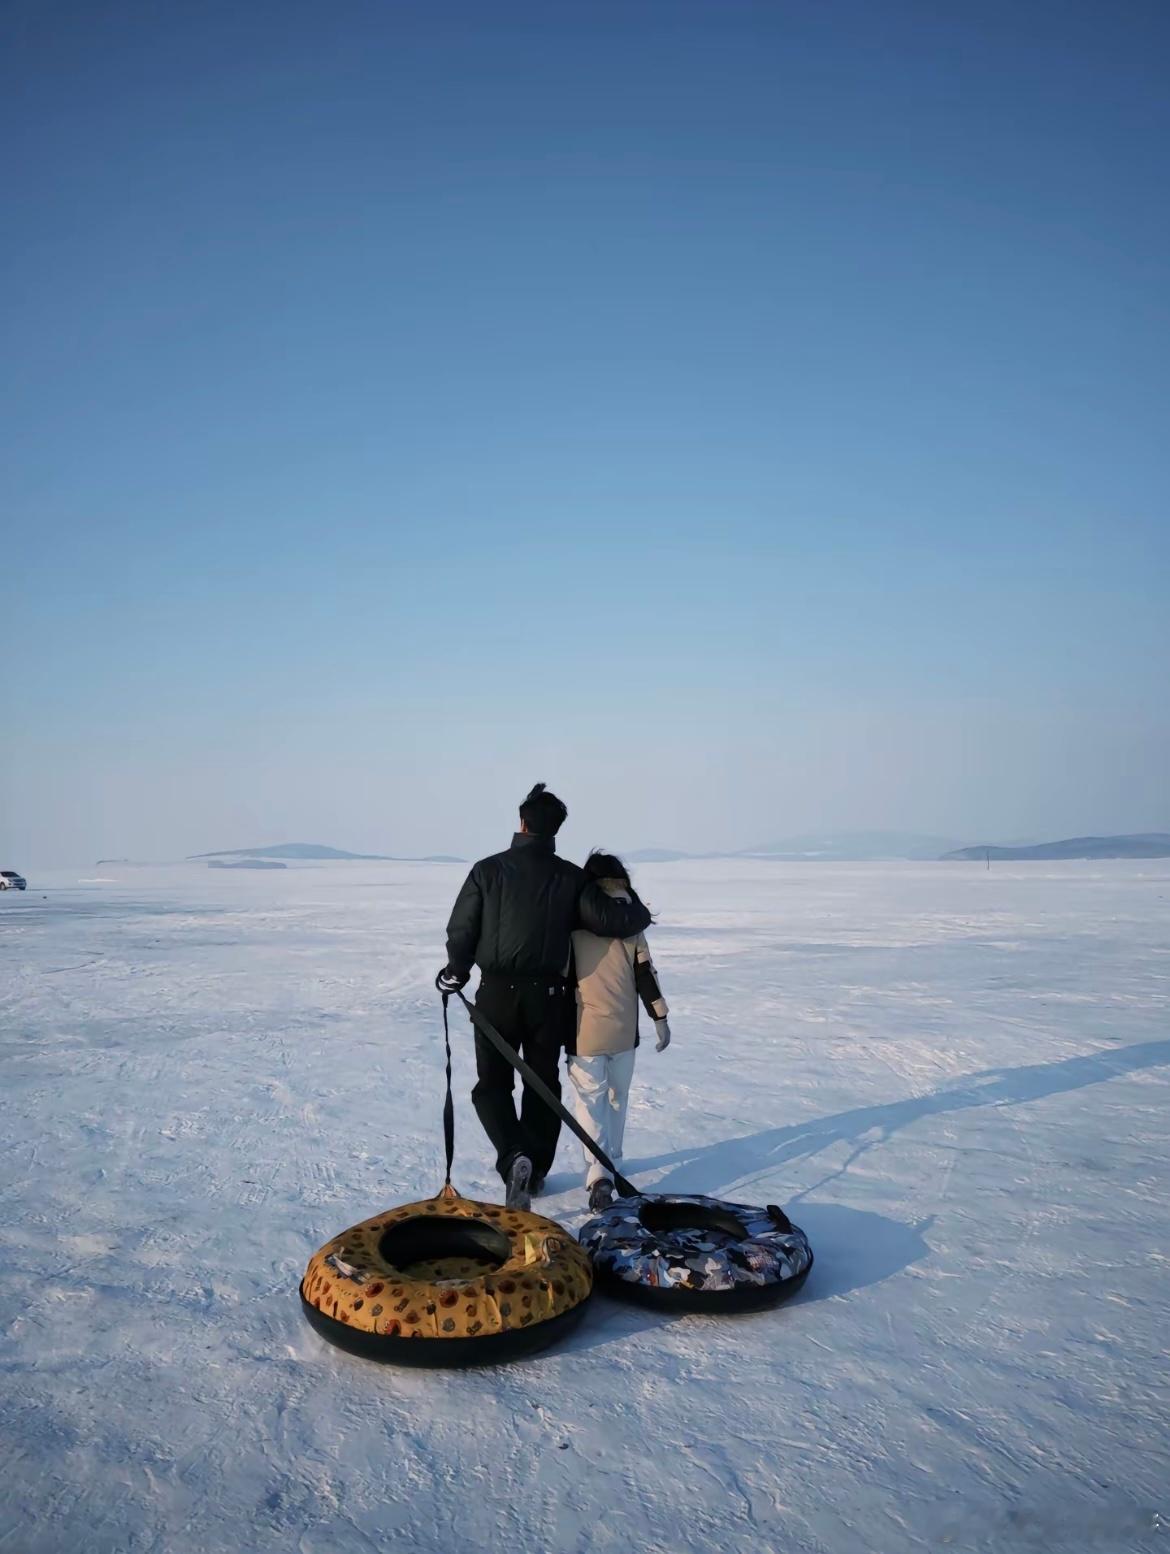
[2,859,1168,1553]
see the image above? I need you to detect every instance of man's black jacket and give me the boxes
[445,833,652,980]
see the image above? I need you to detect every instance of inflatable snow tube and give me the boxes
[578,1193,813,1313]
[300,1184,593,1366]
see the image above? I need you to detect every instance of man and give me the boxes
[438,782,651,1209]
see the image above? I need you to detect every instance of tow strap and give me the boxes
[439,983,638,1199]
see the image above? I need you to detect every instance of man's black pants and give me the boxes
[471,974,574,1182]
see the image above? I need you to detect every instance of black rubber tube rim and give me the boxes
[299,1283,592,1367]
[636,1199,750,1239]
[376,1215,511,1271]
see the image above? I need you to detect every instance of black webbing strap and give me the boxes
[444,984,638,1199]
[439,993,456,1187]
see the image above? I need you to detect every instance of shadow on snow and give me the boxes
[625,1036,1170,1200]
[564,1037,1170,1322]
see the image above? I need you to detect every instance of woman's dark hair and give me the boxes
[519,782,568,836]
[583,849,631,885]
[584,849,654,921]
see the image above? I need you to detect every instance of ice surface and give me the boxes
[2,860,1168,1553]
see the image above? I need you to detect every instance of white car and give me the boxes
[1,870,27,890]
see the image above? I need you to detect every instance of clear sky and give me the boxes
[2,0,1167,868]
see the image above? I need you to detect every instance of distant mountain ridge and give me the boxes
[187,834,1170,869]
[624,832,963,863]
[208,858,287,870]
[189,842,464,863]
[626,831,1170,864]
[943,834,1170,861]
[622,848,699,863]
[745,831,962,861]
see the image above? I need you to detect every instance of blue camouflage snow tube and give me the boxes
[579,1193,813,1312]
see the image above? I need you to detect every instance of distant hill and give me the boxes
[623,848,699,863]
[943,834,1170,861]
[208,858,287,871]
[622,832,964,863]
[744,831,962,861]
[190,842,464,863]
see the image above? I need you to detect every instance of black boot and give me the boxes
[505,1155,533,1211]
[587,1179,614,1214]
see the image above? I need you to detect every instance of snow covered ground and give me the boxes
[2,859,1167,1554]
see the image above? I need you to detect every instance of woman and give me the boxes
[569,851,672,1212]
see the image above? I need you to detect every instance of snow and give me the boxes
[2,859,1168,1554]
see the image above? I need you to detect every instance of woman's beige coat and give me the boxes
[571,880,669,1057]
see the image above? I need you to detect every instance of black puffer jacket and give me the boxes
[445,834,652,979]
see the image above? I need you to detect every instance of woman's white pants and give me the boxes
[567,1049,637,1187]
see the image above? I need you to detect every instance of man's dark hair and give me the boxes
[583,849,631,886]
[519,782,568,836]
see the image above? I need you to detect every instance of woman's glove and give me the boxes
[654,1018,671,1052]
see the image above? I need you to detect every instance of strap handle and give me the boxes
[439,993,456,1187]
[442,981,639,1199]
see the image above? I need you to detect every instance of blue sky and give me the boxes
[2,0,1167,866]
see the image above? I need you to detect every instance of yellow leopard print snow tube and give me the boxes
[300,1183,593,1366]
